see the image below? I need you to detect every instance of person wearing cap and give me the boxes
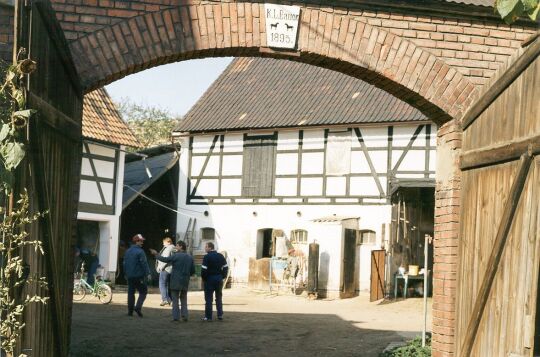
[123,234,152,317]
[150,240,195,322]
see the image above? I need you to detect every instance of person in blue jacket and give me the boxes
[201,242,228,321]
[123,234,151,317]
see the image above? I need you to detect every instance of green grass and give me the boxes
[379,336,431,357]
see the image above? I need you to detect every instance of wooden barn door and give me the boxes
[455,46,540,357]
[370,250,385,302]
[15,1,83,356]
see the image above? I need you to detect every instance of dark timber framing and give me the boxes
[186,124,435,205]
[78,140,119,215]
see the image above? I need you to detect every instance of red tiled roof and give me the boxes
[82,88,140,147]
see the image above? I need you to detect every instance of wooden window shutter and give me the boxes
[242,134,276,197]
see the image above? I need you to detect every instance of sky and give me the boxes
[105,57,234,117]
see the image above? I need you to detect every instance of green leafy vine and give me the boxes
[495,0,540,24]
[0,48,48,357]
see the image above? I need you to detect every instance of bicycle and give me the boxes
[73,263,113,304]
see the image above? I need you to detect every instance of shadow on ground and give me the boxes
[70,300,409,357]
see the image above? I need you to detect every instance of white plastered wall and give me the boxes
[77,146,126,281]
[176,123,436,291]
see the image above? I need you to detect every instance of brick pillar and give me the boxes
[431,119,462,357]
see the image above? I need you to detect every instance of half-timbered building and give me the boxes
[78,88,139,282]
[173,58,437,297]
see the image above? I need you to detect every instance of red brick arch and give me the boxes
[69,3,478,124]
[66,4,480,356]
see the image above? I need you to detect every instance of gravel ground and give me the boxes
[70,287,431,357]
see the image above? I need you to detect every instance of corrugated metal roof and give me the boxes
[175,58,427,133]
[312,216,360,223]
[122,152,179,209]
[83,88,140,147]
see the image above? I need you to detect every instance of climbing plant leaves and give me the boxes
[496,0,540,23]
[1,142,26,171]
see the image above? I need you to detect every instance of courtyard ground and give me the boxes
[70,287,431,357]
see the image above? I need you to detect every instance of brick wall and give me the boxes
[67,2,480,126]
[0,5,14,62]
[350,10,533,85]
[50,0,537,86]
[434,119,462,357]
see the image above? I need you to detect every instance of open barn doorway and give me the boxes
[388,187,435,299]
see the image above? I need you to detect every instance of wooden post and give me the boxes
[307,242,319,299]
[459,153,533,357]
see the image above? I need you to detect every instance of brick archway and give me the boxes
[61,3,508,357]
[69,3,478,125]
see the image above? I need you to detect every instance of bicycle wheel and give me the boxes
[73,282,86,301]
[96,283,113,304]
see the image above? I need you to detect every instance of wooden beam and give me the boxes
[190,135,219,197]
[459,153,533,357]
[461,37,540,130]
[354,128,385,197]
[460,134,540,170]
[28,92,81,142]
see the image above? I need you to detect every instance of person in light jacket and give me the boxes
[156,237,175,306]
[151,240,195,322]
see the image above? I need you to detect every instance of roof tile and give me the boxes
[175,57,428,133]
[82,88,140,147]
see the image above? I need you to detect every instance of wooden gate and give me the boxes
[15,1,83,355]
[455,38,540,356]
[370,250,385,302]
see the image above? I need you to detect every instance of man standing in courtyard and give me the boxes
[156,237,175,306]
[201,242,228,321]
[124,234,152,317]
[150,240,195,322]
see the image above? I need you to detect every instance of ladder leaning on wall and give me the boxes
[183,217,197,255]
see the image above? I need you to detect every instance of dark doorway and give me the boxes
[77,220,100,255]
[389,187,435,298]
[341,228,357,298]
[258,229,273,258]
[534,268,540,355]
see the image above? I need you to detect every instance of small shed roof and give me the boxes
[83,88,140,147]
[122,151,179,210]
[175,57,428,133]
[312,216,360,223]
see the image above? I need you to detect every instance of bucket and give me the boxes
[408,265,419,276]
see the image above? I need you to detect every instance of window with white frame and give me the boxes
[290,229,308,244]
[201,227,215,241]
[357,229,376,245]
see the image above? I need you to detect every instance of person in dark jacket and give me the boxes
[201,242,228,321]
[123,234,151,317]
[80,248,99,286]
[151,240,195,322]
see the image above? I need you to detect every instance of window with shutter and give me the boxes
[242,134,276,197]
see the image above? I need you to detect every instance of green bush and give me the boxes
[380,336,431,357]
